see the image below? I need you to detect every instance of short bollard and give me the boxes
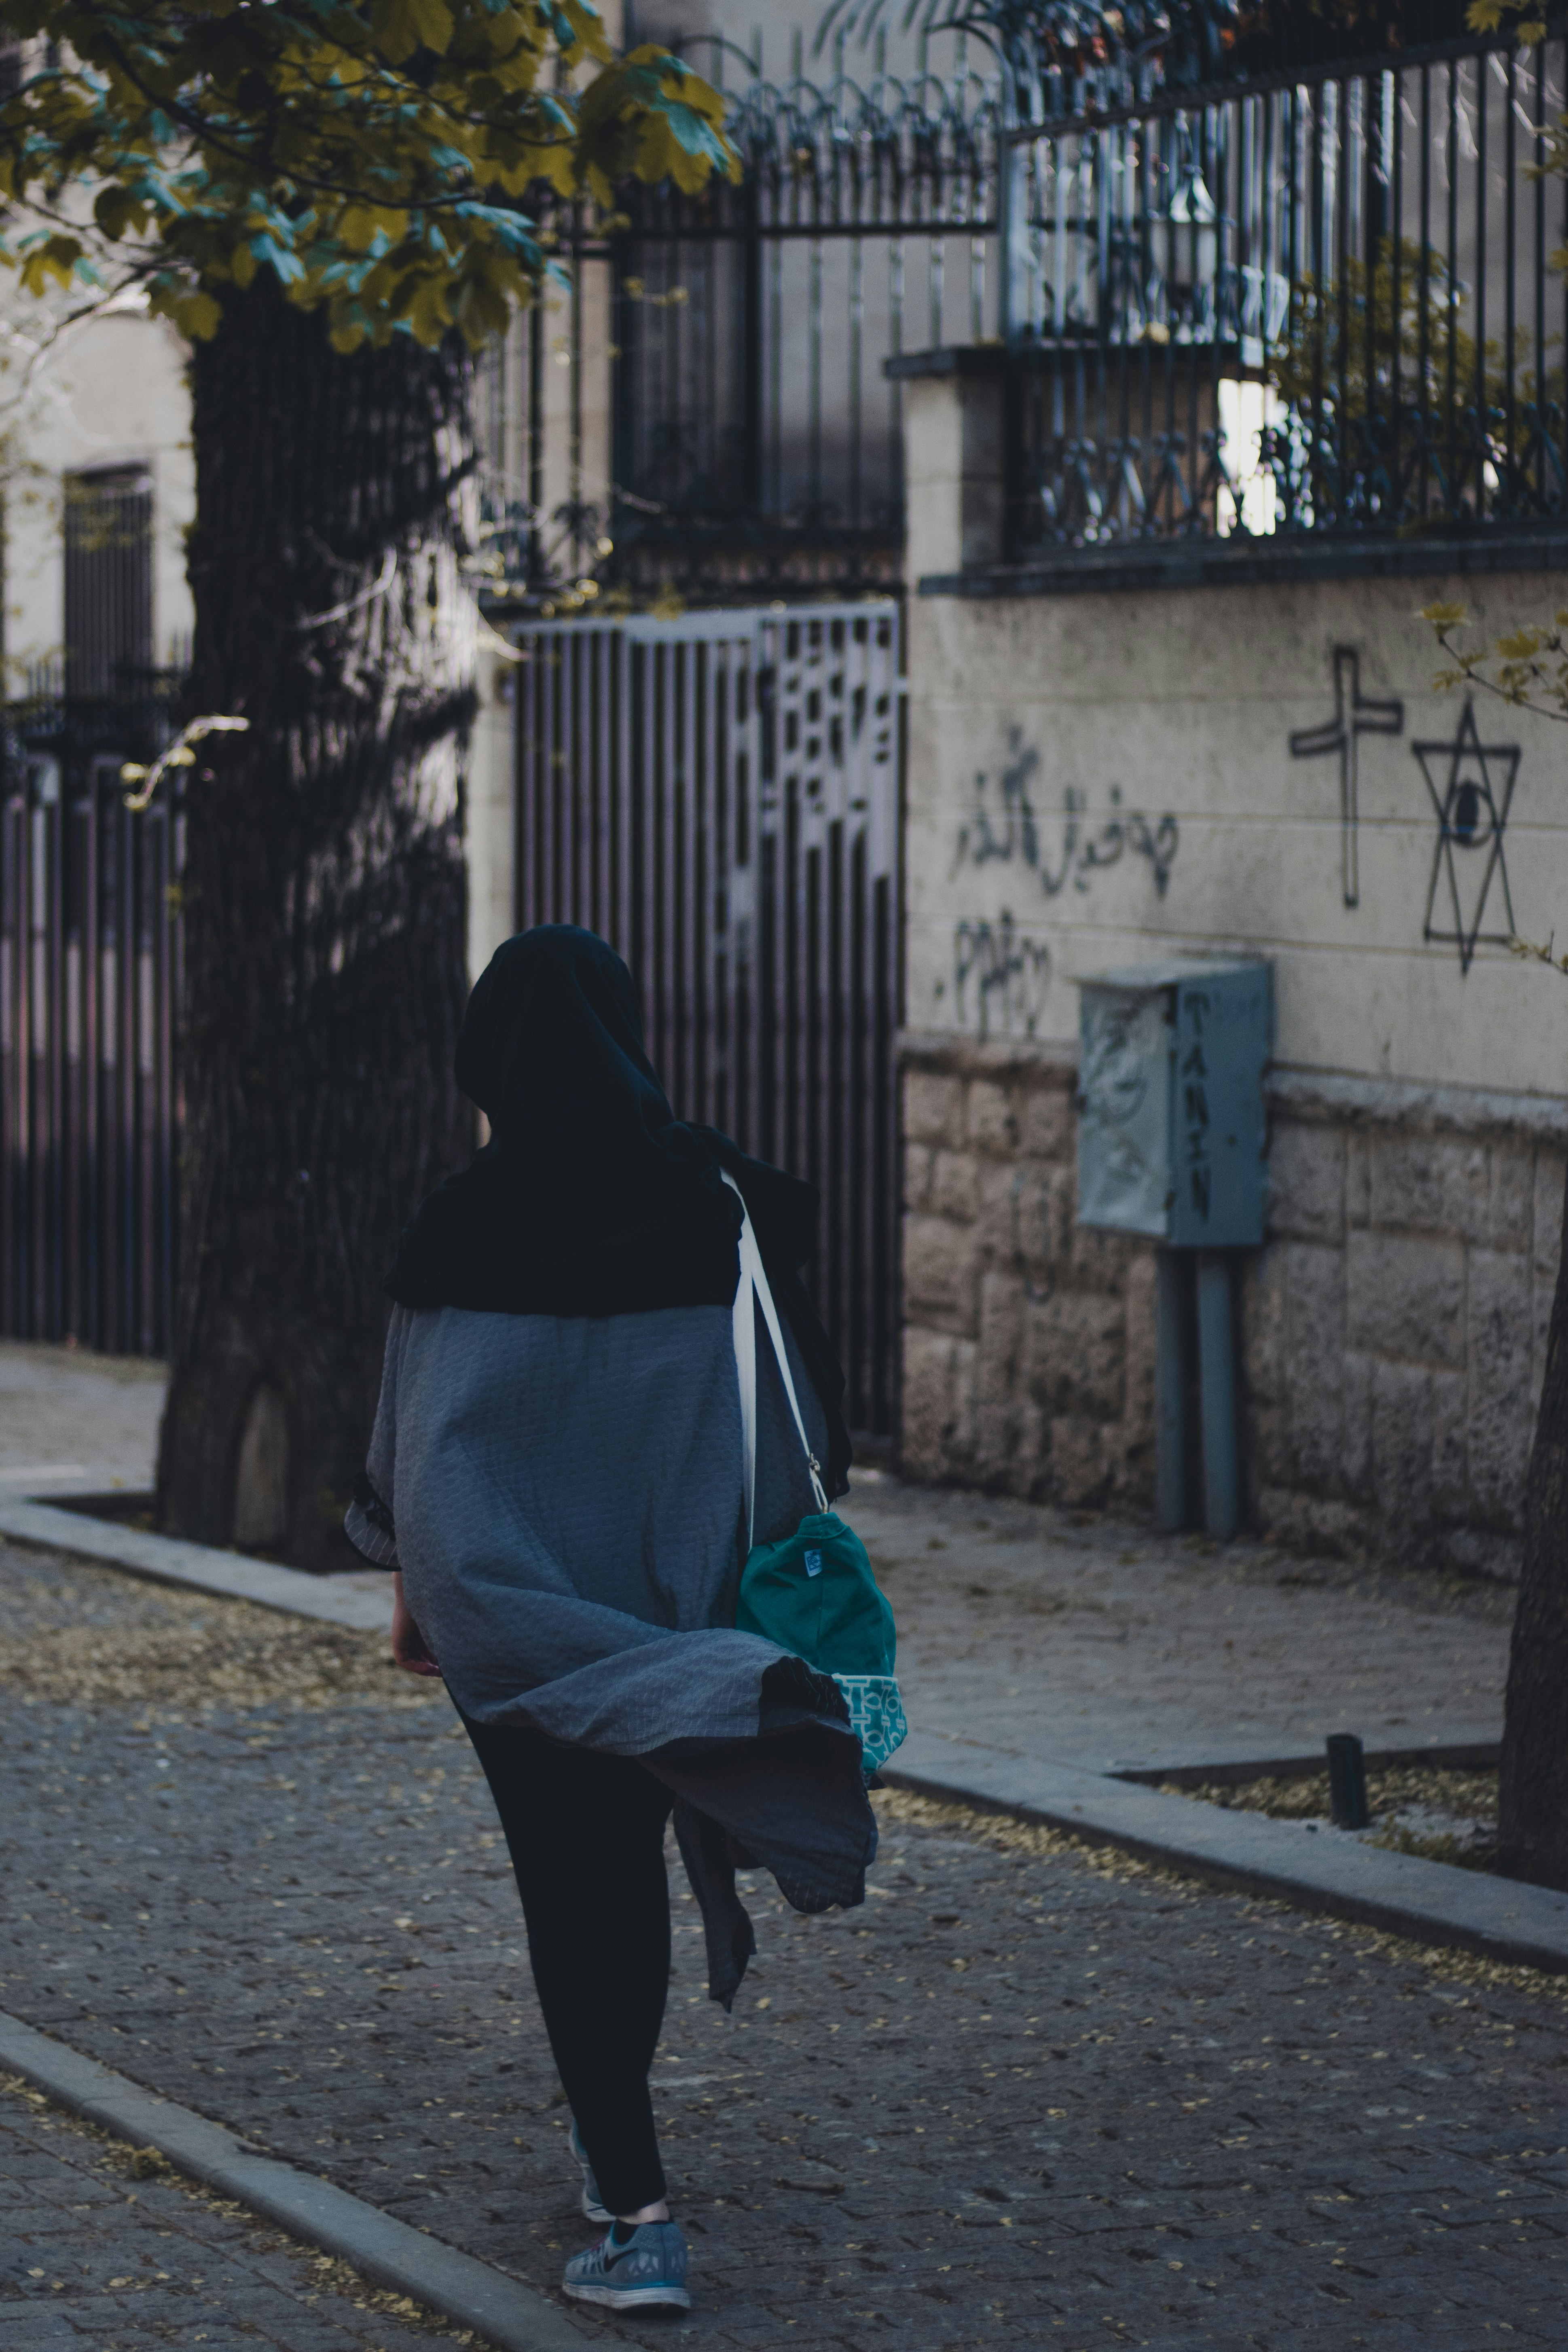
[1326,1732,1370,1830]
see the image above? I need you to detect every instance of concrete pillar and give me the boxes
[892,351,1009,582]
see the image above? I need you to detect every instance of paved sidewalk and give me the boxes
[1,1537,1562,2349]
[0,1338,1514,1775]
[857,1477,1511,1776]
[0,1342,165,1498]
[0,2070,468,2349]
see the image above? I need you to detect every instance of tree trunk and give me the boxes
[1499,1154,1568,1884]
[158,278,474,1569]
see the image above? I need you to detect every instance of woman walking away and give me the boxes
[345,924,875,2316]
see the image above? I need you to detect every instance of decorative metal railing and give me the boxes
[474,32,1007,606]
[474,14,1566,602]
[1001,20,1568,559]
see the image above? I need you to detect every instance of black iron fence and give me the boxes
[475,34,1005,605]
[0,689,182,1353]
[1002,22,1568,559]
[473,15,1568,598]
[513,601,902,1440]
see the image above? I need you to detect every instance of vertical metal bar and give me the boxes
[741,178,764,519]
[809,233,825,525]
[1155,1250,1191,1531]
[28,801,47,1335]
[0,797,17,1336]
[97,796,116,1351]
[1362,72,1380,522]
[1504,44,1517,515]
[1533,39,1547,521]
[616,627,634,963]
[577,622,595,921]
[540,632,559,931]
[569,202,585,579]
[1197,1250,1238,1541]
[768,207,784,519]
[63,792,81,1344]
[594,628,613,939]
[1389,67,1403,522]
[118,790,136,1351]
[156,794,176,1355]
[695,637,715,1127]
[849,234,864,540]
[1446,61,1459,515]
[888,231,905,534]
[80,784,100,1346]
[661,635,681,1092]
[1334,80,1350,523]
[527,301,546,587]
[45,789,65,1337]
[1475,52,1488,518]
[642,637,663,1069]
[1419,63,1432,520]
[11,794,32,1335]
[736,630,758,1156]
[136,809,156,1355]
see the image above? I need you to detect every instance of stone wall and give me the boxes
[901,1034,1566,1579]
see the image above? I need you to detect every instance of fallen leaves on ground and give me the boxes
[0,1542,438,1718]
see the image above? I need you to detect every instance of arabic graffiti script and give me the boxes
[950,727,1180,899]
[954,912,1052,1040]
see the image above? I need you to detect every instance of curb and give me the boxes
[884,1732,1568,1974]
[0,2010,592,2352]
[0,1498,391,1632]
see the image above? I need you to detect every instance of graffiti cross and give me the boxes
[1289,645,1405,910]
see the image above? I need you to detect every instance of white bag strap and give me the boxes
[723,1170,829,1546]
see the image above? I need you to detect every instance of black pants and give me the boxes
[461,1715,673,2218]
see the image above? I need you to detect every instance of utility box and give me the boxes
[1076,960,1272,1247]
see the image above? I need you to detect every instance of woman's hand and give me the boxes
[390,1572,442,1678]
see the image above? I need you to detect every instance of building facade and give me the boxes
[896,347,1568,1579]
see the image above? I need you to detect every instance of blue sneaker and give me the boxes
[569,2119,612,2224]
[562,2220,691,2312]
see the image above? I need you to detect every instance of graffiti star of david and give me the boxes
[1412,699,1520,977]
[1289,646,1405,909]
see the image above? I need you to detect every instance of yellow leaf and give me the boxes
[371,0,453,65]
[150,285,223,340]
[338,204,408,254]
[1420,600,1468,630]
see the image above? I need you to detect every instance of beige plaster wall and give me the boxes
[906,571,1568,1104]
[898,563,1568,1569]
[6,307,196,680]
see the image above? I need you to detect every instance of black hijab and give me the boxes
[386,925,852,1494]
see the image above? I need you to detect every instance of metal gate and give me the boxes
[513,600,902,1442]
[0,754,181,1353]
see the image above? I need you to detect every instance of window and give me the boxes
[63,464,152,697]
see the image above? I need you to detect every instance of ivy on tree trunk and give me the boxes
[1500,1156,1568,1886]
[158,277,473,1568]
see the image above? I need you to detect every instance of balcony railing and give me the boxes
[999,21,1568,565]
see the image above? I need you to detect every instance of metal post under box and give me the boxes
[1075,960,1273,1541]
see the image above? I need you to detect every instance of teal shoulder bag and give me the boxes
[722,1173,907,1780]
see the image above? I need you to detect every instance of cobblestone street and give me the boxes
[0,2070,469,2349]
[0,1535,1562,2348]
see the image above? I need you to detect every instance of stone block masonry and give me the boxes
[900,1035,1567,1579]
